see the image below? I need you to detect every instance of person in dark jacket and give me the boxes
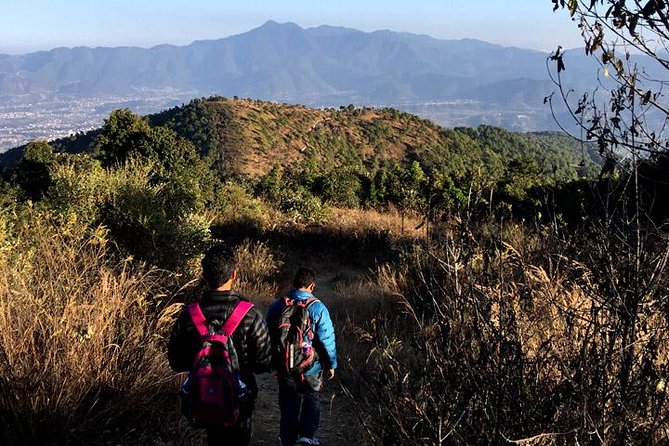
[168,243,272,446]
[266,267,337,446]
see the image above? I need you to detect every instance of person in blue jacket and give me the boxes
[266,267,337,446]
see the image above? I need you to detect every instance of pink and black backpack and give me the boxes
[180,300,254,428]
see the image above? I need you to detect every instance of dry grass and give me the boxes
[233,239,284,308]
[6,198,668,445]
[340,219,669,445]
[0,215,183,445]
[323,207,424,239]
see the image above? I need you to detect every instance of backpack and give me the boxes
[275,297,319,377]
[180,300,254,428]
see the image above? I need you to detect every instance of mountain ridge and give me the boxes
[0,21,561,100]
[1,20,649,150]
[1,20,532,56]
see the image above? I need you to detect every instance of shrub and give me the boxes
[317,169,362,208]
[101,172,211,271]
[212,182,272,230]
[233,239,283,306]
[11,141,54,201]
[45,154,108,225]
[278,186,330,224]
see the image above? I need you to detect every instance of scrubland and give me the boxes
[2,200,667,445]
[1,104,667,445]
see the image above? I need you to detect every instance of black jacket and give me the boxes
[168,290,272,390]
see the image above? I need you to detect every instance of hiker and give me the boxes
[266,267,338,446]
[168,243,272,446]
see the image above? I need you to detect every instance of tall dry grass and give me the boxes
[340,219,669,445]
[324,207,424,238]
[0,214,183,445]
[233,238,284,308]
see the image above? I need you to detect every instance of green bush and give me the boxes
[45,154,108,225]
[101,162,211,270]
[41,154,210,271]
[213,182,272,229]
[278,186,329,224]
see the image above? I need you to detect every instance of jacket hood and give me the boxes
[287,289,315,300]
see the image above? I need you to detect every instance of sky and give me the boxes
[0,0,584,54]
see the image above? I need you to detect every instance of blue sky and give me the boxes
[0,0,583,54]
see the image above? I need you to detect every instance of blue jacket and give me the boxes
[266,289,337,376]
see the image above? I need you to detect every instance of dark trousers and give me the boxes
[206,403,253,446]
[278,374,322,445]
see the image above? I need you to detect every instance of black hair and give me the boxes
[293,267,316,289]
[201,244,235,289]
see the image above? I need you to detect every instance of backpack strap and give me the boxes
[284,296,320,308]
[187,303,209,338]
[188,300,254,341]
[188,300,254,369]
[222,300,254,337]
[303,298,319,338]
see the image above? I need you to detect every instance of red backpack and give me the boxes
[180,300,254,428]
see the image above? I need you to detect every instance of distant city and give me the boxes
[0,91,196,151]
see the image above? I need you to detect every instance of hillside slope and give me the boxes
[1,97,599,183]
[150,97,599,181]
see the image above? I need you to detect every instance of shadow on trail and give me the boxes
[210,220,417,269]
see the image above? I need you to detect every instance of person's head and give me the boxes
[202,244,237,290]
[293,267,316,292]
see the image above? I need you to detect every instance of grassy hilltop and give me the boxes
[4,96,598,179]
[151,97,601,182]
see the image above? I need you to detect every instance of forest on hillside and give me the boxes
[1,96,604,228]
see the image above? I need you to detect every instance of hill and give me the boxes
[151,98,602,183]
[2,97,599,184]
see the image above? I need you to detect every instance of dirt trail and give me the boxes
[249,266,362,445]
[251,372,356,445]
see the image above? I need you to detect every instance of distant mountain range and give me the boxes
[0,21,587,100]
[0,21,658,149]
